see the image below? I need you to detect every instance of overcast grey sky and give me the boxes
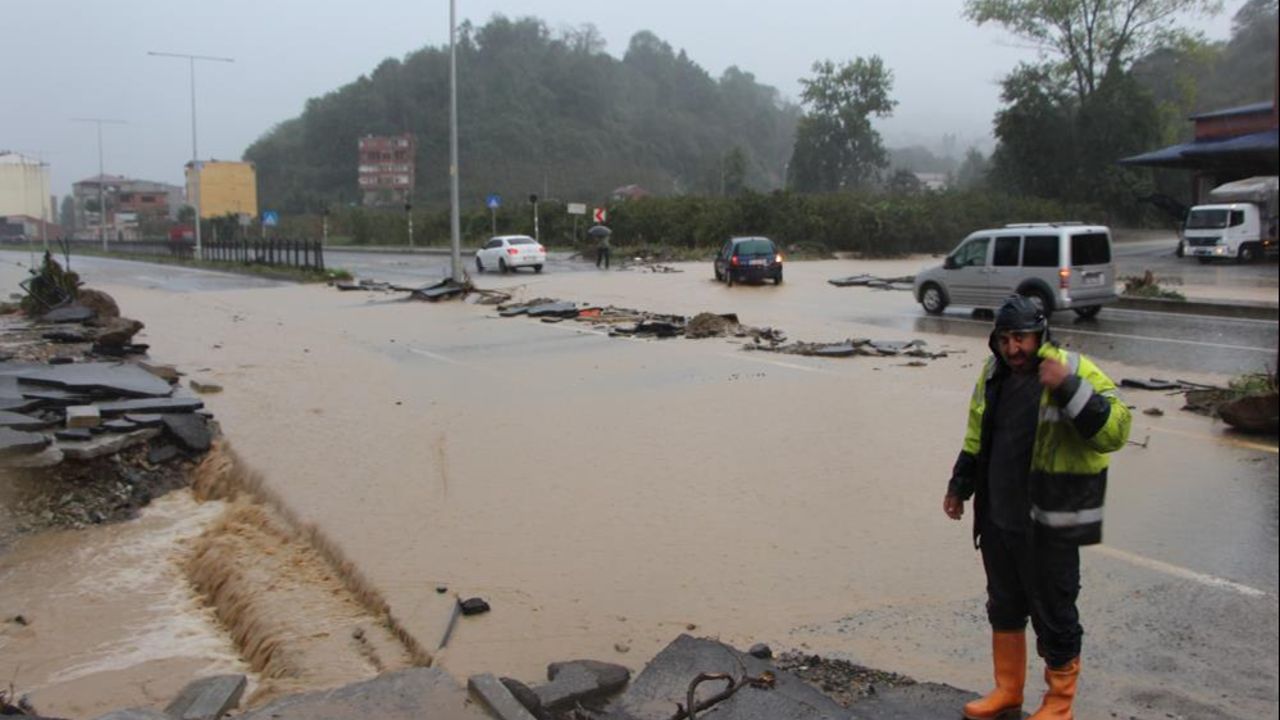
[1,0,1239,199]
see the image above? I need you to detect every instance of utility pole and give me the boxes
[71,118,125,251]
[406,201,414,247]
[448,0,463,282]
[148,50,234,260]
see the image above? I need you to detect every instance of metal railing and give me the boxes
[0,236,323,271]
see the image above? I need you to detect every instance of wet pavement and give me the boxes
[0,252,1276,719]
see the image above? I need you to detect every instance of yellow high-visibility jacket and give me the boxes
[948,344,1131,546]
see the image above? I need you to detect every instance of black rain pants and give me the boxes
[980,519,1082,668]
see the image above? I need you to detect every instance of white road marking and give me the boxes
[1145,425,1279,454]
[1091,545,1268,598]
[908,312,1272,352]
[406,346,463,365]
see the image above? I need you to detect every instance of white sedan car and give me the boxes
[475,235,547,273]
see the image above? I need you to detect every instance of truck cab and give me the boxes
[1181,176,1278,264]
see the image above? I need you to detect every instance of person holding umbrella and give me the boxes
[588,224,612,269]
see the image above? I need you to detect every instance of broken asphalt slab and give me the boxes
[411,278,470,302]
[0,427,52,456]
[534,660,631,712]
[164,674,247,720]
[38,303,96,324]
[0,362,174,398]
[241,667,488,720]
[607,634,851,720]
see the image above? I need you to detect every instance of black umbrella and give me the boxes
[587,224,612,238]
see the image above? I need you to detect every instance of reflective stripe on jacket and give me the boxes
[948,344,1131,546]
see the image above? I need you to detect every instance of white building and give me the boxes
[0,151,53,223]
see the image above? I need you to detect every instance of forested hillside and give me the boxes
[245,17,799,213]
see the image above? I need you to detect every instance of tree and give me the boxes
[965,0,1222,102]
[787,56,897,193]
[954,148,991,189]
[177,205,196,224]
[59,195,75,231]
[722,147,748,196]
[886,168,924,195]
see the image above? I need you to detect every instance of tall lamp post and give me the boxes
[71,117,125,251]
[147,50,234,260]
[448,0,463,282]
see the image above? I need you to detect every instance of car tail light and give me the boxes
[507,247,519,255]
[731,255,740,266]
[537,245,545,253]
[1058,268,1071,288]
[775,253,783,263]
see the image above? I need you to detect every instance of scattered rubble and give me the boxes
[749,338,947,360]
[828,274,914,291]
[0,287,217,545]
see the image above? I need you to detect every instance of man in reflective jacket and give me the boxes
[944,295,1131,720]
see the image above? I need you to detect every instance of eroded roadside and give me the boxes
[0,264,426,716]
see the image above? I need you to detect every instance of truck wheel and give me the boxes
[475,257,484,272]
[1237,244,1258,264]
[1073,306,1102,319]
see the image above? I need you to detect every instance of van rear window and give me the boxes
[1071,232,1111,265]
[1022,235,1059,267]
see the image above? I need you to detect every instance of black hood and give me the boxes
[987,295,1051,362]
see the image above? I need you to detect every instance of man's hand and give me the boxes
[1039,356,1070,390]
[943,494,965,520]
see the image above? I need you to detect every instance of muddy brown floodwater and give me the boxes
[1,258,1275,719]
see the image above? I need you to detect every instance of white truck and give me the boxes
[1180,175,1278,264]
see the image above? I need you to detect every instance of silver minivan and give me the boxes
[913,223,1117,317]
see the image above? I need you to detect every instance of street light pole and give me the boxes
[148,50,233,260]
[71,117,125,251]
[448,0,463,282]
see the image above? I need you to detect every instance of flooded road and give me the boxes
[1,254,1276,719]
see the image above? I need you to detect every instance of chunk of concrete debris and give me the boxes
[190,378,223,394]
[535,660,631,711]
[3,362,173,398]
[469,673,540,720]
[411,278,469,302]
[66,405,102,428]
[94,317,145,347]
[139,362,181,384]
[610,635,849,720]
[685,312,740,339]
[239,668,487,720]
[459,597,491,616]
[104,419,139,432]
[96,397,204,416]
[0,410,50,431]
[0,427,51,456]
[500,677,547,720]
[749,643,773,659]
[163,414,211,453]
[164,674,247,720]
[77,288,121,320]
[56,428,94,442]
[124,413,164,428]
[39,303,96,324]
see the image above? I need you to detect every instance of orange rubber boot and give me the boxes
[1028,657,1080,720]
[962,630,1026,720]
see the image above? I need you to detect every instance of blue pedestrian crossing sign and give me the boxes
[262,211,279,227]
[486,194,501,210]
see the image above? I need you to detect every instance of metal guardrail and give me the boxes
[0,236,324,272]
